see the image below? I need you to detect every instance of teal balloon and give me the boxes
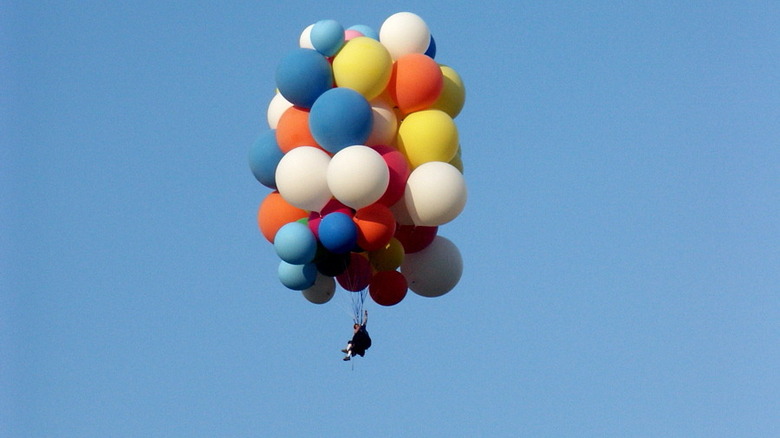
[309,88,372,154]
[311,19,345,57]
[278,261,317,290]
[275,48,332,108]
[248,129,283,189]
[274,222,317,264]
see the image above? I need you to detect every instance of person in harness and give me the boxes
[342,310,371,361]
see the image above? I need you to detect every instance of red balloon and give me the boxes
[369,270,407,306]
[353,203,396,251]
[370,144,410,207]
[394,224,438,253]
[336,253,372,291]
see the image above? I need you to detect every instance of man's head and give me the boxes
[353,323,360,330]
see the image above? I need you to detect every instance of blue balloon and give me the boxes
[318,212,357,254]
[425,35,436,59]
[311,19,345,57]
[278,261,317,290]
[248,129,284,189]
[309,88,372,154]
[274,222,317,264]
[275,48,333,108]
[347,24,378,41]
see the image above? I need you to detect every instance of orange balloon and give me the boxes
[353,203,396,251]
[257,191,308,242]
[275,106,323,153]
[387,53,443,115]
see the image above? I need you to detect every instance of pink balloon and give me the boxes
[370,145,410,207]
[344,29,363,41]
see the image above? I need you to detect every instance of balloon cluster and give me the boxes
[249,12,466,307]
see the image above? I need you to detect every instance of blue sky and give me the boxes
[4,1,780,436]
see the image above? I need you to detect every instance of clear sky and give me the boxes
[4,1,780,437]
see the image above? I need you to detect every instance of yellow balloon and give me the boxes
[431,65,465,118]
[397,109,458,169]
[369,238,405,271]
[332,37,393,101]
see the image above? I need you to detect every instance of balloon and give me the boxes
[278,261,317,290]
[315,247,350,276]
[275,106,322,153]
[273,221,317,265]
[344,29,363,41]
[368,237,405,271]
[369,270,408,306]
[394,224,438,253]
[431,65,465,118]
[369,145,409,207]
[327,145,389,209]
[267,92,293,129]
[401,236,462,297]
[353,203,396,251]
[332,37,392,101]
[248,130,284,189]
[309,87,373,153]
[310,19,345,57]
[308,199,352,239]
[302,273,336,304]
[389,195,414,225]
[299,24,314,49]
[379,12,430,60]
[397,109,458,168]
[387,53,443,115]
[448,146,464,173]
[365,99,398,147]
[404,161,467,226]
[275,146,332,212]
[347,24,378,41]
[336,253,372,291]
[318,212,358,254]
[424,34,436,59]
[257,191,308,243]
[275,48,333,108]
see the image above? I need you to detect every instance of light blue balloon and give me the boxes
[275,48,333,108]
[248,129,284,189]
[318,212,357,254]
[311,19,345,57]
[278,261,317,290]
[274,222,317,264]
[308,88,372,154]
[347,24,378,41]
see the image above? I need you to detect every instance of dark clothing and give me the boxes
[349,326,371,357]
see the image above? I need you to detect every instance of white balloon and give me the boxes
[404,161,467,226]
[365,99,398,146]
[267,92,293,129]
[275,146,332,212]
[401,236,462,297]
[327,145,389,209]
[302,273,336,304]
[299,24,314,49]
[379,12,430,60]
[389,195,414,225]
